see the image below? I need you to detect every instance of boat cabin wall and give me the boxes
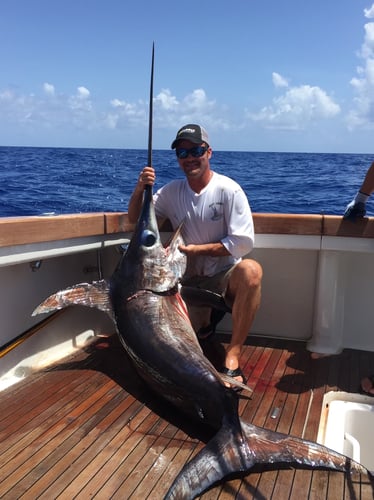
[0,241,120,389]
[219,214,374,355]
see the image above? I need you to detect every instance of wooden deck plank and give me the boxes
[309,470,330,499]
[0,368,84,428]
[0,370,102,463]
[110,423,179,498]
[21,391,142,499]
[271,469,296,500]
[125,426,187,500]
[149,437,199,500]
[66,405,155,499]
[86,410,163,497]
[0,335,373,499]
[0,370,103,472]
[2,379,119,498]
[288,470,313,500]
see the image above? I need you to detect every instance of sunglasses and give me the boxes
[175,145,208,159]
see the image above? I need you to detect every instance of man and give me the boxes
[128,124,262,387]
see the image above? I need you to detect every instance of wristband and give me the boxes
[355,191,369,204]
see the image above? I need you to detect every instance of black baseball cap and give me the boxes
[171,124,210,149]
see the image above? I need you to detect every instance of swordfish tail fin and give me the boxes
[165,419,368,500]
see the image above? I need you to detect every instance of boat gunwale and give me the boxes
[1,212,374,249]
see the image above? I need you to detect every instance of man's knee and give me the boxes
[235,259,262,287]
[226,260,262,304]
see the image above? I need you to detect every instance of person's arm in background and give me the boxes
[344,161,374,220]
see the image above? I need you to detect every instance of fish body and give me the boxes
[33,186,369,499]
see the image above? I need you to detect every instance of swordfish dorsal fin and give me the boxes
[32,280,113,320]
[156,222,186,291]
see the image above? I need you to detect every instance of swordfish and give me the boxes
[33,185,369,499]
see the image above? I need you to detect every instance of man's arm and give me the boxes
[178,242,231,257]
[360,161,374,195]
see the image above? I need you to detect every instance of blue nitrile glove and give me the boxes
[343,191,368,220]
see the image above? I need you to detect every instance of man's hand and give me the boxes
[138,166,156,188]
[178,244,199,256]
[128,166,156,223]
[343,200,366,220]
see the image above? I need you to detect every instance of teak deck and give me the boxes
[1,335,373,500]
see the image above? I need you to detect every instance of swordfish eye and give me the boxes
[141,229,157,247]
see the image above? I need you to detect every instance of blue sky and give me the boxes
[1,0,374,153]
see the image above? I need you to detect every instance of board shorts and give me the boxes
[181,264,236,306]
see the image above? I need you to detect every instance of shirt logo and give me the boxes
[209,202,223,221]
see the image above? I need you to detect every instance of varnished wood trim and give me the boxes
[253,213,323,235]
[254,213,374,237]
[0,213,105,247]
[104,212,134,234]
[322,215,374,238]
[1,212,374,249]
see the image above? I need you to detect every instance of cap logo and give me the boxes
[178,127,196,136]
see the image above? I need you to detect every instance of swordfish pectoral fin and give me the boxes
[219,373,253,395]
[240,421,367,474]
[32,280,114,320]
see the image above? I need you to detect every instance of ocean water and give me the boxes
[0,146,373,218]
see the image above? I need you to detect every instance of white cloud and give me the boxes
[106,96,147,130]
[346,6,374,129]
[110,98,138,114]
[0,82,228,141]
[360,22,374,59]
[103,113,118,130]
[43,82,55,96]
[0,88,36,124]
[77,86,90,99]
[183,89,214,109]
[364,3,374,18]
[108,88,219,132]
[248,84,340,130]
[68,86,92,111]
[0,89,15,101]
[110,98,126,108]
[272,72,289,88]
[151,87,230,131]
[154,89,179,110]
